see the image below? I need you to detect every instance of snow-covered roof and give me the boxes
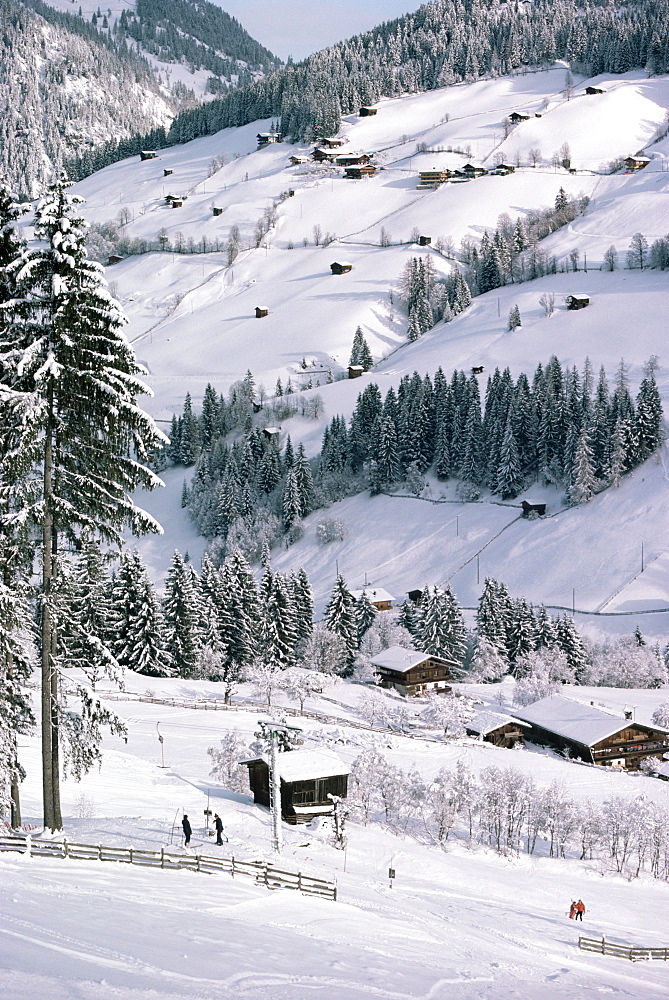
[242,747,351,782]
[350,587,395,604]
[466,711,530,737]
[370,644,432,673]
[568,293,590,300]
[511,695,654,747]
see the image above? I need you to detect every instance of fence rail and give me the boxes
[0,836,336,901]
[579,936,669,962]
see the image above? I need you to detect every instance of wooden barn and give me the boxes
[350,587,395,611]
[585,86,606,95]
[359,106,378,116]
[513,695,669,769]
[509,111,530,123]
[466,711,530,748]
[330,261,353,275]
[417,169,450,189]
[461,163,487,177]
[319,137,345,148]
[418,235,431,246]
[471,365,485,375]
[566,293,590,310]
[491,163,515,175]
[371,645,453,697]
[255,306,269,318]
[257,131,281,147]
[336,154,373,167]
[407,589,424,605]
[521,499,546,517]
[289,155,310,165]
[263,426,280,445]
[344,164,377,179]
[625,154,650,171]
[242,748,350,824]
[312,147,341,163]
[212,206,223,216]
[348,364,364,378]
[139,150,157,161]
[107,254,124,265]
[163,168,173,176]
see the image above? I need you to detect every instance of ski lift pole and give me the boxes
[270,726,282,855]
[156,722,167,768]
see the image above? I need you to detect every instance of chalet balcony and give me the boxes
[593,740,669,759]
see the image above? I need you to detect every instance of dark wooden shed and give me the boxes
[471,365,485,375]
[107,254,124,266]
[344,164,376,179]
[466,711,530,748]
[212,206,223,216]
[585,86,606,95]
[139,150,157,161]
[255,306,269,318]
[331,261,353,275]
[513,695,669,770]
[242,748,351,824]
[566,294,590,310]
[407,589,424,605]
[348,365,364,378]
[418,235,431,246]
[359,106,378,116]
[509,112,530,123]
[521,500,546,516]
[163,168,173,176]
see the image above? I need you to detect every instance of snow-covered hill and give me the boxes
[67,67,669,636]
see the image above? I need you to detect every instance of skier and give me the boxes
[575,899,585,921]
[214,813,225,845]
[569,901,577,920]
[182,814,192,847]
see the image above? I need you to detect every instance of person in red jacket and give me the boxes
[569,901,577,919]
[575,899,585,921]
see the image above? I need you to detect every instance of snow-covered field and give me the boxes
[4,676,669,1000]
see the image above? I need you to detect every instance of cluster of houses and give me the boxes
[239,690,669,824]
[417,162,514,189]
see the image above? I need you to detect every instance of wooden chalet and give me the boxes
[319,137,345,148]
[257,131,281,147]
[330,261,353,275]
[263,426,280,445]
[139,150,157,161]
[165,193,187,206]
[491,163,515,175]
[359,106,378,116]
[417,169,450,189]
[371,644,452,697]
[566,293,590,310]
[509,111,530,123]
[461,163,487,177]
[312,147,341,163]
[625,154,650,171]
[585,86,606,95]
[242,748,350,824]
[513,695,669,770]
[107,254,124,266]
[289,155,310,165]
[466,711,529,748]
[344,164,377,179]
[348,364,364,379]
[521,499,546,516]
[350,587,394,611]
[418,235,431,246]
[163,168,173,176]
[255,306,269,318]
[336,154,373,167]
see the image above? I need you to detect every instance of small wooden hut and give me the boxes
[348,365,364,379]
[331,261,353,275]
[350,587,394,611]
[242,748,350,824]
[163,168,173,176]
[585,86,606,95]
[359,106,378,116]
[566,294,590,310]
[139,150,157,161]
[521,500,546,516]
[418,235,431,246]
[466,711,529,748]
[212,206,223,216]
[255,306,269,318]
[509,112,530,123]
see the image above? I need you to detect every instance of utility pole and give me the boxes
[255,720,302,855]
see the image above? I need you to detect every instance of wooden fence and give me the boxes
[0,836,336,901]
[579,936,669,962]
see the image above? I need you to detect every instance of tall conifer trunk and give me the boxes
[41,392,59,829]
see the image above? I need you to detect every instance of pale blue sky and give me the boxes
[212,1,420,61]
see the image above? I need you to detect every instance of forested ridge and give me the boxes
[68,0,669,179]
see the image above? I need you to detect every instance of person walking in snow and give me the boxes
[182,814,192,847]
[569,901,577,920]
[575,899,585,921]
[214,813,225,846]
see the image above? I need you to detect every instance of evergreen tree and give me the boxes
[162,551,203,678]
[377,415,401,484]
[0,576,35,827]
[0,177,164,831]
[507,304,522,331]
[355,592,378,645]
[635,371,663,460]
[494,413,524,498]
[291,568,314,644]
[261,573,298,667]
[282,467,303,529]
[556,614,588,683]
[476,578,511,658]
[570,426,598,504]
[324,574,357,667]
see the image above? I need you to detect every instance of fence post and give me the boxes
[297,871,302,892]
[62,837,68,858]
[160,847,165,869]
[333,877,337,902]
[231,855,235,878]
[98,843,102,861]
[129,848,133,865]
[196,855,201,872]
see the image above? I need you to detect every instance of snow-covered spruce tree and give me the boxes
[324,574,358,670]
[569,425,598,504]
[260,571,298,667]
[0,178,165,830]
[0,577,35,826]
[507,304,522,332]
[475,578,512,659]
[355,591,378,645]
[0,186,25,305]
[162,551,204,678]
[113,550,173,677]
[467,636,508,683]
